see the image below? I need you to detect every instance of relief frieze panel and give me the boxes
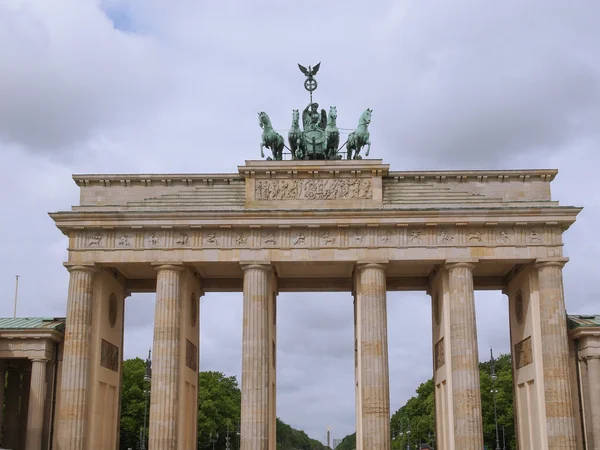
[254,177,373,201]
[72,225,560,251]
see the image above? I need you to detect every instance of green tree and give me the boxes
[197,371,242,450]
[119,357,150,449]
[338,353,516,450]
[119,359,328,450]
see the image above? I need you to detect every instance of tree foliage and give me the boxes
[119,359,328,450]
[338,354,515,450]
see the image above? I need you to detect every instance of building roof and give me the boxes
[568,314,600,330]
[0,317,65,332]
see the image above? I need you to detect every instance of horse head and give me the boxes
[328,106,337,124]
[258,111,272,129]
[359,108,372,126]
[292,109,300,126]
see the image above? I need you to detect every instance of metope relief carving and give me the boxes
[439,230,455,244]
[497,230,511,244]
[255,177,372,200]
[117,234,131,247]
[320,231,336,245]
[380,230,393,245]
[205,231,219,246]
[145,231,162,247]
[292,232,306,246]
[515,336,533,369]
[410,230,422,244]
[435,338,445,370]
[468,231,483,243]
[263,231,277,245]
[175,232,189,246]
[87,232,104,247]
[236,232,248,246]
[529,229,544,243]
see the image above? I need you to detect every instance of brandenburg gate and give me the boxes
[50,158,582,449]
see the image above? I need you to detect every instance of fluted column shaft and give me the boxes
[149,265,184,450]
[586,356,600,450]
[356,263,390,450]
[26,359,48,450]
[537,262,576,449]
[447,262,483,449]
[241,264,271,450]
[56,265,96,450]
[0,362,5,444]
[2,366,22,449]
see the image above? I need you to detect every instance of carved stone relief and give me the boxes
[515,336,533,369]
[145,231,162,247]
[77,225,554,251]
[175,232,189,246]
[515,291,524,325]
[191,293,198,327]
[108,294,118,328]
[255,177,373,200]
[186,339,198,371]
[435,338,445,370]
[433,292,441,325]
[87,232,104,247]
[117,234,131,247]
[100,339,119,372]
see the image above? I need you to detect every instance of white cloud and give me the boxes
[1,0,598,442]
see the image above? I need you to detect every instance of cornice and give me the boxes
[48,206,582,230]
[71,167,558,185]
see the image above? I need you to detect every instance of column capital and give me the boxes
[64,264,98,274]
[355,261,388,273]
[29,358,49,363]
[240,262,273,273]
[534,258,569,269]
[152,263,186,272]
[445,260,477,271]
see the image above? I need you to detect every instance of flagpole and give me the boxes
[13,275,19,318]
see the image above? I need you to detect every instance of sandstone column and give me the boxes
[354,263,390,450]
[149,264,184,450]
[536,261,577,448]
[240,264,271,450]
[586,355,600,450]
[56,265,97,450]
[447,262,484,449]
[26,358,48,450]
[2,365,22,449]
[0,361,5,443]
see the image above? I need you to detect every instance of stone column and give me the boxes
[149,264,184,450]
[355,263,390,450]
[536,261,577,448]
[2,365,22,449]
[587,356,600,450]
[56,265,97,450]
[240,264,271,450]
[447,262,484,449]
[26,358,48,450]
[0,361,5,444]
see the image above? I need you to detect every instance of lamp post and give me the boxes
[139,349,152,450]
[490,347,501,450]
[209,432,219,450]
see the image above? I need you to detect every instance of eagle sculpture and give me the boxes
[298,62,321,78]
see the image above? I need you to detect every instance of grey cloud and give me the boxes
[1,0,599,443]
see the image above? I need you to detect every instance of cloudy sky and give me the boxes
[1,0,599,443]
